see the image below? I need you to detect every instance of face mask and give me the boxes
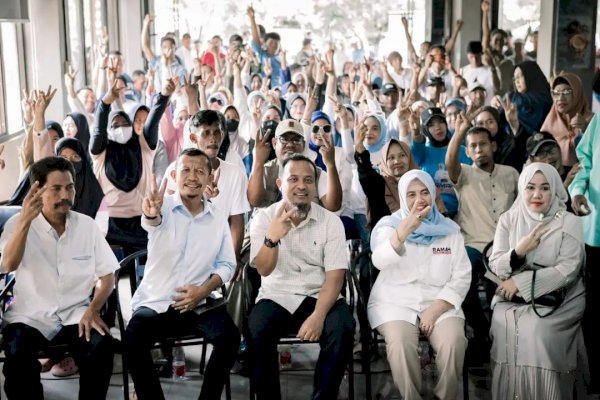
[71,160,83,175]
[262,120,279,136]
[108,126,133,144]
[226,119,240,132]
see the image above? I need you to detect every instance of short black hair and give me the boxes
[281,154,318,181]
[191,110,224,133]
[182,33,191,39]
[265,32,281,42]
[430,44,446,55]
[466,126,493,142]
[491,29,508,39]
[176,148,212,174]
[161,36,176,46]
[29,156,75,187]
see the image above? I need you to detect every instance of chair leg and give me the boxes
[122,355,129,400]
[225,375,232,400]
[348,357,355,400]
[200,341,208,374]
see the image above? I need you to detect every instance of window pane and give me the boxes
[1,23,22,133]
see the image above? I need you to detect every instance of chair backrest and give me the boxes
[482,240,494,274]
[0,206,22,237]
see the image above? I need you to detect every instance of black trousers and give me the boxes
[2,323,114,400]
[248,297,355,400]
[125,305,240,400]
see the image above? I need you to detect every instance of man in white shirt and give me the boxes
[248,154,354,399]
[461,41,495,105]
[125,148,239,400]
[164,110,251,279]
[0,157,118,400]
[175,33,195,73]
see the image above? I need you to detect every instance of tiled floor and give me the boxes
[0,341,494,400]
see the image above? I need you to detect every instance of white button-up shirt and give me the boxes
[0,212,119,339]
[367,231,471,330]
[249,201,348,313]
[131,193,236,313]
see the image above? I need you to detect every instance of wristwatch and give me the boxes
[264,236,280,248]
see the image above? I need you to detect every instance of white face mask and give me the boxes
[108,126,133,144]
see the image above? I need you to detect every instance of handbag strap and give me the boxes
[530,269,560,318]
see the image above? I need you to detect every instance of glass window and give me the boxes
[499,0,541,53]
[1,23,23,134]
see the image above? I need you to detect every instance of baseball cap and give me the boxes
[469,81,486,93]
[426,76,445,87]
[526,131,559,156]
[382,82,399,95]
[274,119,305,138]
[420,107,446,127]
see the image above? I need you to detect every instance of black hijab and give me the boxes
[104,107,143,193]
[55,137,104,218]
[67,112,91,152]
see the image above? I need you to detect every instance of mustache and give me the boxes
[54,200,73,208]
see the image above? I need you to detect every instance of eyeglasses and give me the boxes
[551,89,573,98]
[209,98,224,106]
[277,136,304,145]
[311,125,332,134]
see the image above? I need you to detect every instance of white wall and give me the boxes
[0,0,65,201]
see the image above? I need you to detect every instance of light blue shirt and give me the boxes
[251,40,282,87]
[132,193,236,313]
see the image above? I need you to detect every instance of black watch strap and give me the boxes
[264,236,280,248]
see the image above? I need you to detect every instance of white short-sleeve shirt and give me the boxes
[0,211,119,339]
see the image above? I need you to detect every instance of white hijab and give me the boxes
[501,162,582,266]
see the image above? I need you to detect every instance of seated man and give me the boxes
[0,156,118,400]
[248,154,354,399]
[248,119,342,212]
[125,148,240,400]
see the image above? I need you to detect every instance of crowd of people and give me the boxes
[1,1,600,399]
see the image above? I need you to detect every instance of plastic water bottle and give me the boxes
[172,346,186,381]
[279,346,292,369]
[338,368,350,399]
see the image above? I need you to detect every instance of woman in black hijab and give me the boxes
[90,77,173,256]
[62,112,91,152]
[55,137,103,218]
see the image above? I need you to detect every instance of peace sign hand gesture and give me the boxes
[515,223,550,257]
[143,176,167,219]
[266,202,297,242]
[319,126,336,168]
[354,120,367,153]
[397,197,431,240]
[204,168,221,199]
[500,95,519,132]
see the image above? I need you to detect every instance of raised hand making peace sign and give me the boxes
[143,176,167,219]
[21,181,47,223]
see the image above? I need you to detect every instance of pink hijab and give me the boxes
[541,73,593,166]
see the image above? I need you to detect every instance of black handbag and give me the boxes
[511,268,566,318]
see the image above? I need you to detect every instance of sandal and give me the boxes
[38,358,54,373]
[50,356,79,377]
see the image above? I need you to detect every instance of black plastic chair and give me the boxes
[114,249,231,400]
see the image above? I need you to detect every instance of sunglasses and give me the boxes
[311,125,332,134]
[209,98,224,106]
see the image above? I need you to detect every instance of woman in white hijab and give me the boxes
[368,170,471,400]
[489,162,586,400]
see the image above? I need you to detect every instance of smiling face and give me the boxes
[385,142,410,178]
[405,179,432,217]
[311,119,331,146]
[363,116,381,146]
[273,133,304,162]
[173,154,212,200]
[290,98,306,120]
[524,171,552,214]
[278,159,316,213]
[552,82,574,115]
[77,88,96,114]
